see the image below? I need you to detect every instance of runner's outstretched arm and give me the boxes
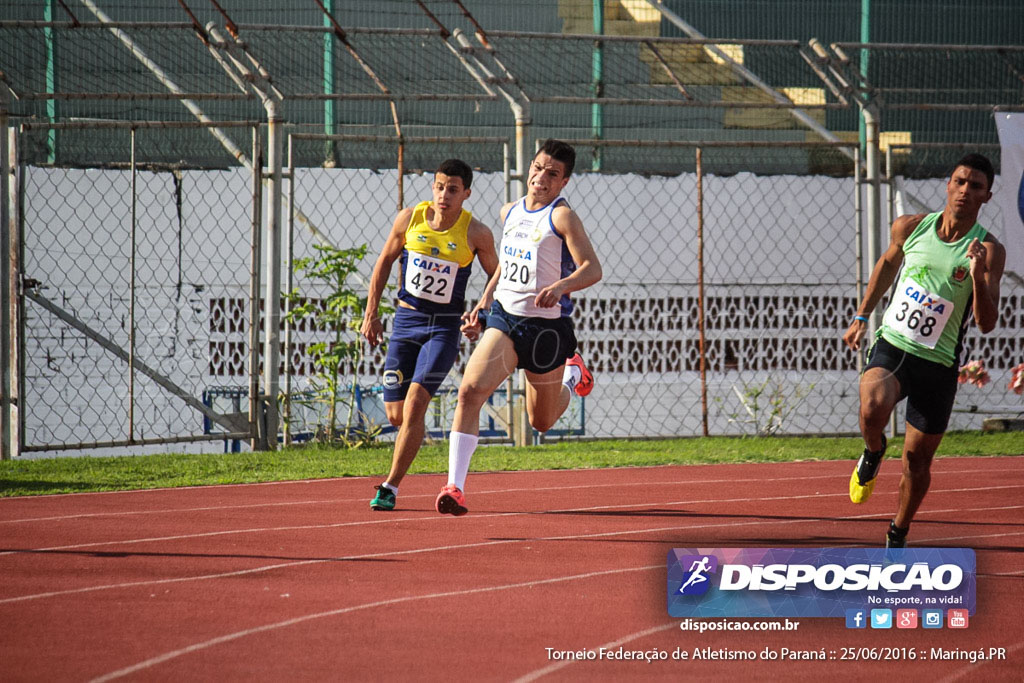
[842,214,922,351]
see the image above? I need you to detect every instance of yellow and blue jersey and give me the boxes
[397,201,474,314]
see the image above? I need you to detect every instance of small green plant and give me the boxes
[284,243,392,444]
[722,376,815,436]
[335,413,386,449]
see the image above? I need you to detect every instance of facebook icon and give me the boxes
[845,609,867,629]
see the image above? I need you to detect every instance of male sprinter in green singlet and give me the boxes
[842,153,1005,548]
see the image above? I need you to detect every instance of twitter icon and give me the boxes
[870,609,892,629]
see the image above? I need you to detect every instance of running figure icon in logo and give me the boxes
[677,555,718,595]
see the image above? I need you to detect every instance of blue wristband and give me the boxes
[854,315,869,323]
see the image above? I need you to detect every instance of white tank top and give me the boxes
[494,196,576,319]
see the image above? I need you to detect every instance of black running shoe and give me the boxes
[849,435,887,504]
[885,520,908,548]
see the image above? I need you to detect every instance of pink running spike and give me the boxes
[565,353,594,397]
[435,484,468,516]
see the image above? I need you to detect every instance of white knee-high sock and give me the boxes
[562,363,581,392]
[448,431,479,491]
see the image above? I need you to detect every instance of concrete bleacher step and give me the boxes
[562,16,660,36]
[560,0,743,84]
[638,43,745,66]
[640,43,745,85]
[805,130,913,173]
[557,0,905,143]
[722,86,827,129]
[559,0,660,36]
[558,0,661,22]
[819,130,912,151]
[810,130,914,158]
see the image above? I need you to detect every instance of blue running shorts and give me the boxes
[382,307,462,402]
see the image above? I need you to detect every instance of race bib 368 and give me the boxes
[882,279,954,349]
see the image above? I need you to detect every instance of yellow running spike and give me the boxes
[849,467,877,504]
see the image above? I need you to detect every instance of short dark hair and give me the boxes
[436,158,472,189]
[536,139,576,177]
[954,153,994,191]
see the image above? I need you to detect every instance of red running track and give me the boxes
[1,456,1022,682]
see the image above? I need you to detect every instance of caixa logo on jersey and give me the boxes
[667,548,975,618]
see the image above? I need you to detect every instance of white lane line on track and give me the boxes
[85,518,1024,681]
[922,530,1024,544]
[0,499,353,525]
[4,462,1021,523]
[0,461,841,505]
[87,563,664,683]
[0,471,906,524]
[9,454,1016,503]
[4,483,1023,558]
[0,476,366,501]
[512,622,679,683]
[3,472,847,524]
[3,501,1023,605]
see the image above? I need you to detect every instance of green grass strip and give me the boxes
[1,431,1022,497]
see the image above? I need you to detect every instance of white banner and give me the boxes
[995,112,1024,276]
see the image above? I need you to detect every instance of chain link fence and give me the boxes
[17,123,258,454]
[3,11,1021,456]
[564,141,860,437]
[282,134,514,441]
[279,137,863,442]
[16,127,1021,454]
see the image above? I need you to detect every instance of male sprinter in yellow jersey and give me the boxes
[362,159,497,511]
[436,139,602,516]
[843,153,1004,547]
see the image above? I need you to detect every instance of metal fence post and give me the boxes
[283,135,295,447]
[696,147,708,437]
[250,126,265,451]
[10,126,22,459]
[0,105,10,459]
[128,127,137,442]
[262,109,285,450]
[863,106,882,338]
[854,146,864,375]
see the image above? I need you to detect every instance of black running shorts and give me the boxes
[864,336,959,434]
[483,300,577,375]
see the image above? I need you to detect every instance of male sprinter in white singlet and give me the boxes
[361,159,497,512]
[436,139,602,516]
[843,153,1005,547]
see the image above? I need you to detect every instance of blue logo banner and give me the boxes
[667,548,975,618]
